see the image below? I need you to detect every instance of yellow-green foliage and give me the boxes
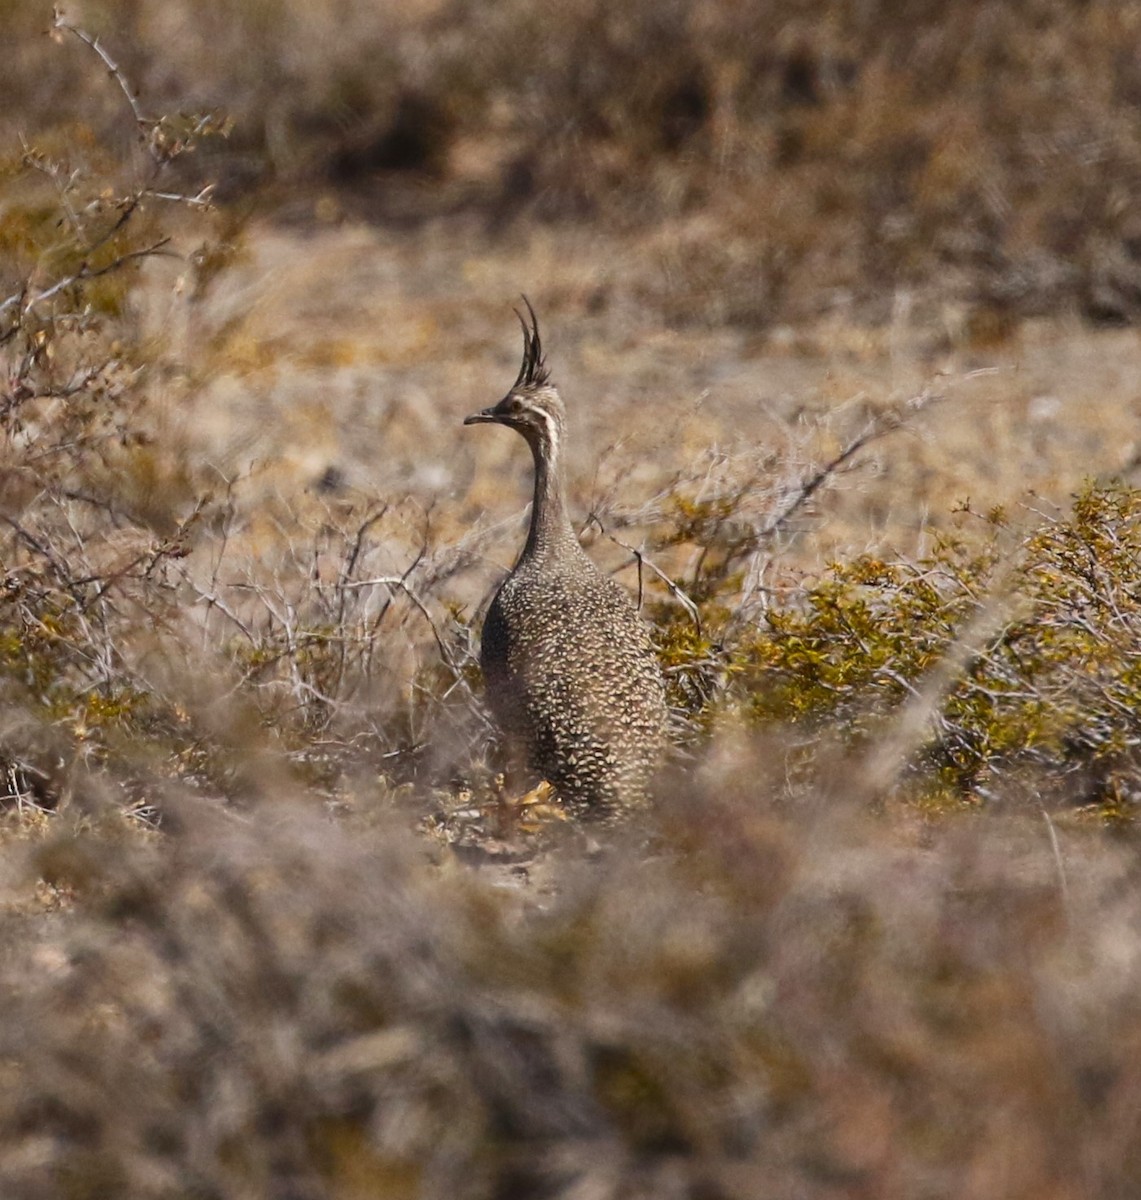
[0,587,171,777]
[718,482,1141,806]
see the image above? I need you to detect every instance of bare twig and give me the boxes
[759,388,941,544]
[0,237,174,326]
[1,515,81,597]
[594,524,703,635]
[52,8,154,136]
[342,576,460,675]
[144,186,217,209]
[1040,808,1071,914]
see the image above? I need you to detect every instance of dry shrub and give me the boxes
[0,13,235,811]
[2,773,1141,1199]
[0,15,486,811]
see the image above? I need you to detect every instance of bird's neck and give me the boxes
[522,433,584,565]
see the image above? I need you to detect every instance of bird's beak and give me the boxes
[463,407,499,425]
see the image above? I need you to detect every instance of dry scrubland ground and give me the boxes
[183,219,1141,568]
[8,4,1141,1197]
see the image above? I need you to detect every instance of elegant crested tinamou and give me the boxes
[464,302,667,813]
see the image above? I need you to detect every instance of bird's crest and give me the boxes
[512,296,551,389]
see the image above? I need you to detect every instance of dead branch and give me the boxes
[758,387,941,544]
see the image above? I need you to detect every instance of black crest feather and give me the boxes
[512,296,551,389]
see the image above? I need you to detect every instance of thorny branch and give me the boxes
[340,577,462,677]
[592,521,703,635]
[583,388,940,639]
[51,8,154,136]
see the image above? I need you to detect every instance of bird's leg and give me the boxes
[511,779,567,832]
[488,769,566,836]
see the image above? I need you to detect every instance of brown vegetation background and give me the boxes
[4,2,1141,1197]
[9,0,1141,326]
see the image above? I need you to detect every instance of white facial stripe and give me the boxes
[534,405,560,452]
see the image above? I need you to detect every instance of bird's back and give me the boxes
[481,552,667,812]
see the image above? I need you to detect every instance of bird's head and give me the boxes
[464,298,566,451]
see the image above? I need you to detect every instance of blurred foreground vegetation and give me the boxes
[4,7,1141,1198]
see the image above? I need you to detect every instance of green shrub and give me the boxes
[661,481,1141,812]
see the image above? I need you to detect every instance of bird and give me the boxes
[464,301,668,814]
